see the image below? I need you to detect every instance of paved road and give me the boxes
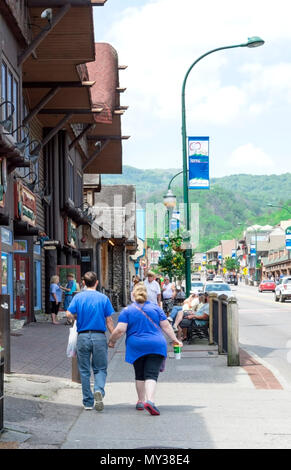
[236,283,291,387]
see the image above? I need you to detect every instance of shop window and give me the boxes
[68,160,74,202]
[76,172,83,208]
[1,59,19,134]
[1,228,12,246]
[34,260,41,311]
[33,244,41,255]
[13,240,28,253]
[1,252,13,313]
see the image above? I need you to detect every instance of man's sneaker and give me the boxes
[136,401,144,411]
[144,401,160,416]
[83,405,94,410]
[173,325,178,333]
[167,317,173,323]
[94,391,104,411]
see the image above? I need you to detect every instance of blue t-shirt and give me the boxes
[67,290,114,332]
[50,283,62,302]
[195,303,209,326]
[118,301,167,364]
[65,280,76,296]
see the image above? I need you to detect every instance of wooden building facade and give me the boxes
[0,0,127,322]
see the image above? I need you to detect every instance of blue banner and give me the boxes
[188,137,210,190]
[286,226,291,251]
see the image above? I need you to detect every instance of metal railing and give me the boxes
[208,292,240,366]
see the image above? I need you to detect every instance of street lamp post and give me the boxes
[181,37,264,297]
[267,203,291,215]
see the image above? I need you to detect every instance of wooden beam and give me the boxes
[87,135,130,141]
[27,0,106,6]
[38,108,103,114]
[69,123,95,150]
[23,87,60,125]
[31,114,73,154]
[18,3,71,66]
[82,140,109,171]
[116,87,127,93]
[23,81,95,88]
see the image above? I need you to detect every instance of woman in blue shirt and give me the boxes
[109,283,182,416]
[49,275,63,325]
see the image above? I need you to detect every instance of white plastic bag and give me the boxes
[66,321,78,358]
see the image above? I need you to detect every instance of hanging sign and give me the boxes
[14,181,36,226]
[188,137,210,189]
[64,217,77,249]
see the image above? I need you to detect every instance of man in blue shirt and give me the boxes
[66,271,115,411]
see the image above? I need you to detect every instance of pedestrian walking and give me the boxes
[49,275,63,325]
[161,275,175,316]
[144,271,161,306]
[108,283,182,416]
[61,273,77,325]
[66,271,115,411]
[61,272,77,311]
[130,275,141,302]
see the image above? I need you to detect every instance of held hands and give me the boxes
[108,340,115,348]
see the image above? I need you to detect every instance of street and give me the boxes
[237,283,291,387]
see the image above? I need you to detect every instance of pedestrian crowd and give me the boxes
[49,269,209,417]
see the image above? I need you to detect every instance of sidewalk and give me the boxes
[2,316,291,449]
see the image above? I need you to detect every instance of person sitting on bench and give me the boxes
[172,293,209,339]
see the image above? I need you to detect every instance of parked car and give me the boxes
[191,281,204,293]
[226,274,238,285]
[258,280,276,292]
[213,276,224,283]
[204,282,234,297]
[206,273,215,281]
[274,276,291,302]
[191,273,201,281]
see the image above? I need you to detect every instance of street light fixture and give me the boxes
[267,203,291,215]
[163,189,177,209]
[181,36,264,296]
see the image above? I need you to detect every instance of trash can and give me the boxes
[0,346,4,433]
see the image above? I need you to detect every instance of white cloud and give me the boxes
[227,144,275,174]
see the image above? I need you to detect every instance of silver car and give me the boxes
[204,282,234,298]
[274,277,291,302]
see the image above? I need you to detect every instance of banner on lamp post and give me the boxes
[250,244,256,256]
[286,226,291,250]
[188,137,210,190]
[232,249,236,259]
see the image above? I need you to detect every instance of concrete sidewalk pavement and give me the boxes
[2,316,291,449]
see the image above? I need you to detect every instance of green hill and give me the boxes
[102,167,291,251]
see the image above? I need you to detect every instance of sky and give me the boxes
[93,0,291,178]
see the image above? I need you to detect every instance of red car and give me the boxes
[258,280,276,292]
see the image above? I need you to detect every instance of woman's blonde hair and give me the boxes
[132,282,147,303]
[50,275,59,284]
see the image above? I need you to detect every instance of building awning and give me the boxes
[86,43,119,124]
[83,44,125,174]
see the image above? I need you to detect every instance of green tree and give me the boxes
[225,257,240,272]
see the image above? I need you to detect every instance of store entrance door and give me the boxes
[14,255,30,320]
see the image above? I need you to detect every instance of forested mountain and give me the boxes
[102,167,291,251]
